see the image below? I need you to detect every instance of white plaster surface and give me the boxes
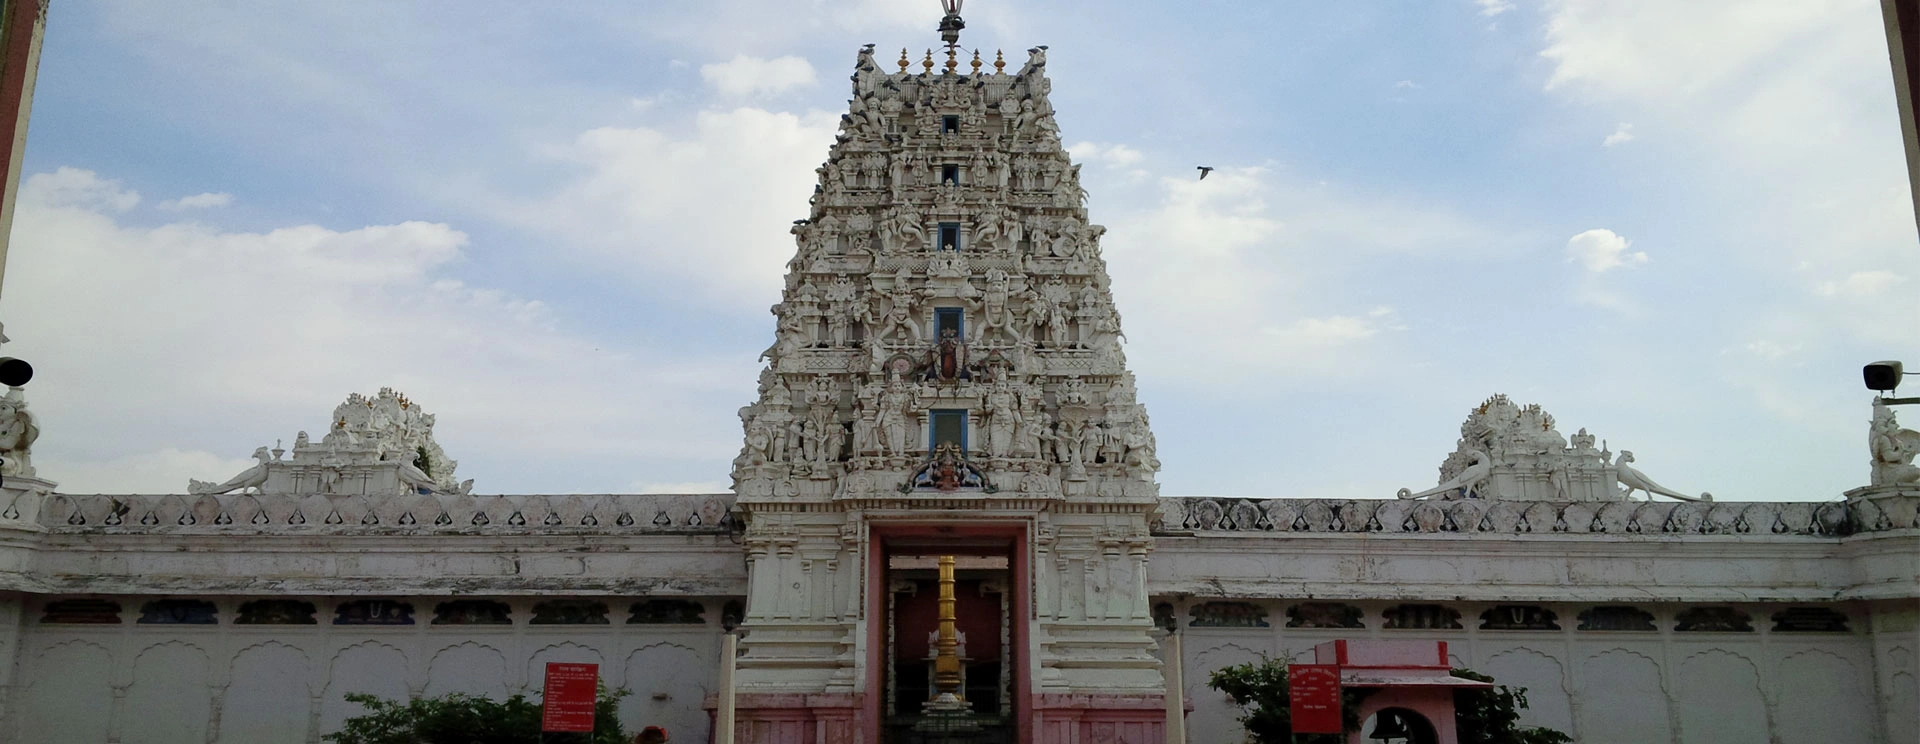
[2,598,723,744]
[1162,600,1892,744]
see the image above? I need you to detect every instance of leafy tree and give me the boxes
[1451,669,1572,744]
[1206,658,1571,744]
[1206,659,1367,744]
[325,685,629,744]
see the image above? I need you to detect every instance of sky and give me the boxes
[3,0,1917,501]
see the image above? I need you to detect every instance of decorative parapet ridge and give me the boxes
[25,492,736,535]
[1154,492,1920,537]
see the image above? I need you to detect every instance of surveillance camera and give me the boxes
[1865,361,1904,391]
[0,357,30,388]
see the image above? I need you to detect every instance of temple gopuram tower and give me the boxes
[726,14,1168,744]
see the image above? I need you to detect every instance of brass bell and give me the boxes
[1369,710,1412,741]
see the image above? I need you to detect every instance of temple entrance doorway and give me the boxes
[881,544,1016,744]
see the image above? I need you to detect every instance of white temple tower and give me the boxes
[726,37,1168,744]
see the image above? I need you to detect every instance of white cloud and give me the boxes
[158,192,234,210]
[1816,270,1907,297]
[1565,228,1647,272]
[1099,166,1442,386]
[1259,310,1397,347]
[511,107,839,305]
[700,55,817,97]
[1739,339,1802,361]
[1,168,747,493]
[1602,122,1634,146]
[1394,80,1421,90]
[1067,141,1143,168]
[1538,1,1848,97]
[1477,0,1516,17]
[28,166,140,212]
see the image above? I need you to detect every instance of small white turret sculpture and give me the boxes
[186,390,473,496]
[1400,394,1717,502]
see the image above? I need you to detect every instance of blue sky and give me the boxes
[4,1,1916,500]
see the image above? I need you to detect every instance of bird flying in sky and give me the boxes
[1197,166,1214,180]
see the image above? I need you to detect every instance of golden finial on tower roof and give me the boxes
[970,50,982,74]
[993,50,1005,74]
[899,47,910,73]
[922,49,934,74]
[944,46,958,73]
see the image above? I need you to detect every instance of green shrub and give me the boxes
[324,686,629,744]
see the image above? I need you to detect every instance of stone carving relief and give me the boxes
[629,599,706,624]
[1576,606,1655,631]
[236,599,317,625]
[1674,606,1753,632]
[138,599,217,625]
[1383,603,1462,630]
[40,598,122,624]
[1188,601,1269,628]
[433,600,513,625]
[1158,495,1900,537]
[1399,394,1711,502]
[335,599,415,626]
[1480,605,1559,631]
[531,600,610,625]
[1770,606,1849,633]
[189,388,473,496]
[1151,602,1177,632]
[1285,602,1364,629]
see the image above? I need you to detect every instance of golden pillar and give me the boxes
[933,555,963,698]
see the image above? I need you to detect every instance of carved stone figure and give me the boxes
[1615,451,1712,502]
[878,375,916,459]
[868,280,924,344]
[189,447,272,495]
[879,206,925,254]
[982,381,1020,458]
[1870,398,1920,486]
[1398,449,1491,501]
[0,389,37,478]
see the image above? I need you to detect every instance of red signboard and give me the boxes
[541,662,599,733]
[1289,663,1342,734]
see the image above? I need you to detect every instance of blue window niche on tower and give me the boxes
[934,307,964,339]
[938,222,960,251]
[929,409,967,454]
[941,164,959,185]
